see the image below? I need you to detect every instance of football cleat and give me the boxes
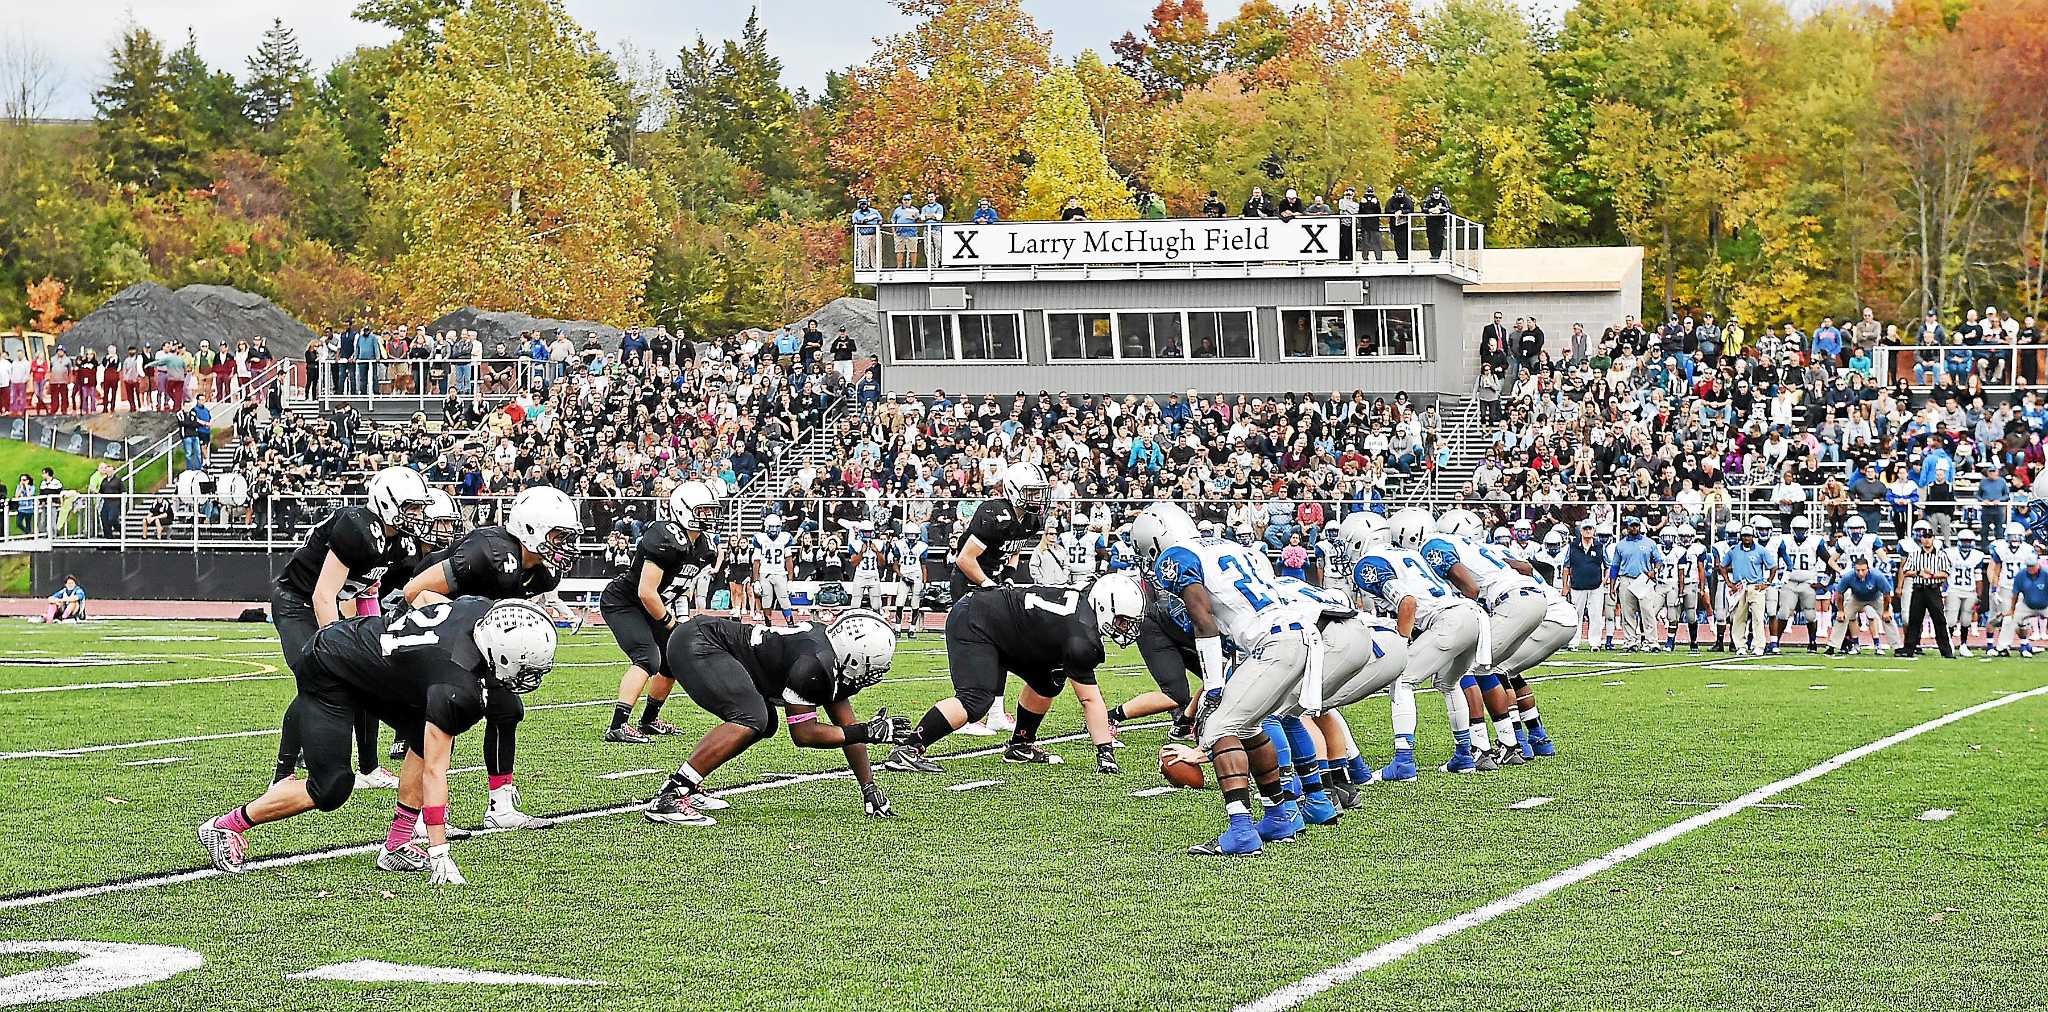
[1299,792,1341,825]
[485,786,556,830]
[881,744,944,774]
[376,843,430,873]
[954,721,999,737]
[984,711,1018,733]
[1095,745,1121,775]
[355,767,400,790]
[1530,735,1557,758]
[690,793,731,811]
[1517,726,1535,760]
[1374,756,1419,783]
[410,820,473,842]
[1325,780,1360,809]
[1473,747,1501,773]
[1440,747,1478,774]
[1498,745,1528,767]
[1256,801,1304,842]
[1189,815,1264,857]
[1169,715,1196,742]
[1956,645,1972,658]
[2024,644,2037,658]
[643,789,717,827]
[604,725,654,744]
[1003,742,1063,765]
[196,820,247,874]
[639,718,682,736]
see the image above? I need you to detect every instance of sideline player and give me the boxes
[1671,524,1710,651]
[643,611,907,826]
[1992,556,2048,657]
[946,462,1053,734]
[1989,523,2036,629]
[1944,528,1989,657]
[400,485,582,829]
[881,580,1130,774]
[1769,515,1828,654]
[1720,523,1777,656]
[752,514,797,626]
[599,481,719,744]
[1825,557,1896,655]
[892,522,930,636]
[269,466,430,789]
[197,598,557,882]
[847,520,890,613]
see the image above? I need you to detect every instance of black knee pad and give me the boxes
[306,766,355,812]
[956,686,997,723]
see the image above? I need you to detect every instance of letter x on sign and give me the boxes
[951,230,980,260]
[1298,224,1329,255]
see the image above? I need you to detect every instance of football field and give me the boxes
[2,620,2046,1011]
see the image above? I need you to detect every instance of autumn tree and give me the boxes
[380,0,659,323]
[831,0,1052,208]
[1112,0,1218,98]
[1019,64,1134,220]
[26,276,69,332]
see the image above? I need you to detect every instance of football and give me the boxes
[1159,747,1207,789]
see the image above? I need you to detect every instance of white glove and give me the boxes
[427,843,465,886]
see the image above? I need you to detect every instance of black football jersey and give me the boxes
[949,585,1104,679]
[695,618,847,707]
[949,497,1045,597]
[598,520,715,611]
[439,526,562,600]
[275,506,411,599]
[306,596,496,735]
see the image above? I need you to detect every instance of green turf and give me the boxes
[0,439,102,495]
[1,621,2045,1011]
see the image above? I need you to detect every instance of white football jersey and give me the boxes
[1319,537,1356,592]
[850,537,884,580]
[1772,534,1827,583]
[1418,534,1537,601]
[1834,533,1882,572]
[1676,542,1710,588]
[1945,547,1987,594]
[1060,530,1102,579]
[1154,536,1312,647]
[898,538,929,584]
[1271,574,1358,621]
[1652,543,1681,589]
[753,530,794,571]
[1350,546,1466,629]
[1990,540,2038,586]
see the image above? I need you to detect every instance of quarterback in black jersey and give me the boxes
[198,598,557,884]
[269,467,430,787]
[947,462,1051,599]
[599,481,721,744]
[881,579,1138,774]
[643,611,906,826]
[399,485,582,831]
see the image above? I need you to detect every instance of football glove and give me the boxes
[1193,688,1223,739]
[863,708,914,746]
[861,782,895,818]
[426,843,465,886]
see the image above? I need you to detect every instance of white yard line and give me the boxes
[1130,786,1179,798]
[0,675,287,695]
[1232,682,2048,1012]
[596,769,663,780]
[946,779,1002,791]
[0,723,1164,912]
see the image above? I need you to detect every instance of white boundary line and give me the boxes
[0,675,287,695]
[1231,681,2048,1012]
[0,723,1164,912]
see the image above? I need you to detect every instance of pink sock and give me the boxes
[215,806,254,833]
[487,773,513,792]
[384,803,420,851]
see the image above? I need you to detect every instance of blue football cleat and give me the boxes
[1256,801,1304,842]
[1440,746,1478,774]
[1374,752,1418,783]
[1189,814,1264,856]
[2023,644,2037,658]
[1530,734,1556,757]
[1346,755,1372,784]
[1516,725,1535,760]
[1300,791,1341,825]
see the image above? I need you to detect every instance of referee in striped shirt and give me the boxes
[1898,520,1955,658]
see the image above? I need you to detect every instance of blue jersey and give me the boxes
[1722,543,1776,585]
[1352,547,1464,627]
[1154,537,1306,646]
[2016,566,2048,610]
[2021,502,2048,543]
[1834,569,1893,602]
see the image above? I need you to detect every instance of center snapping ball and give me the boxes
[1159,748,1206,789]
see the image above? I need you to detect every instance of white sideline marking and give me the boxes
[597,768,662,780]
[1919,687,1936,692]
[119,757,189,767]
[1668,801,1803,811]
[285,960,604,987]
[1231,682,2048,1012]
[1917,808,1956,821]
[1810,684,1829,690]
[0,723,1164,912]
[0,940,205,1006]
[0,658,167,667]
[947,779,1003,791]
[1131,786,1179,798]
[1506,797,1553,810]
[0,675,285,695]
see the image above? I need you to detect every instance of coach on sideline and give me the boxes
[1897,520,1955,658]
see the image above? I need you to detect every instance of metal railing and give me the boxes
[851,212,1485,278]
[1872,341,2048,392]
[288,357,550,414]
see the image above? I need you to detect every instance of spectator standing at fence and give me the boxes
[969,198,999,225]
[1241,186,1275,218]
[1385,184,1414,260]
[1358,185,1384,261]
[1201,190,1226,217]
[1276,188,1306,221]
[3,350,24,414]
[178,398,210,471]
[46,346,71,415]
[1059,196,1089,221]
[919,191,946,264]
[1422,185,1451,259]
[851,197,882,268]
[890,195,920,267]
[1139,190,1167,219]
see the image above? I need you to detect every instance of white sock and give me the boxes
[1498,710,1521,748]
[1390,682,1417,738]
[990,695,1006,722]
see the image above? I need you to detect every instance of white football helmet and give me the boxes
[2007,522,2025,543]
[1131,501,1198,568]
[763,514,783,533]
[1337,511,1390,557]
[1002,461,1049,516]
[1389,507,1435,550]
[1436,508,1483,538]
[1791,515,1811,532]
[366,466,431,537]
[507,486,584,570]
[1089,571,1144,646]
[421,487,464,548]
[1845,515,1868,535]
[1491,526,1512,545]
[472,599,558,694]
[669,480,720,531]
[828,610,896,693]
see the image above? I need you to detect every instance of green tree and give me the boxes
[243,18,310,131]
[380,0,658,322]
[92,26,199,190]
[352,0,463,58]
[280,108,369,248]
[312,46,402,174]
[1019,64,1134,220]
[166,30,248,150]
[1213,0,1289,73]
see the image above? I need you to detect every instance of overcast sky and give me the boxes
[15,1,1288,119]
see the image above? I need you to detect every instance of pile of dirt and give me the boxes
[62,283,318,359]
